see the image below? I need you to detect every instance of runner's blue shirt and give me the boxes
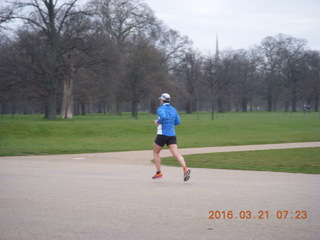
[157,103,180,136]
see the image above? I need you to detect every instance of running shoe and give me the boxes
[152,172,163,179]
[183,168,191,182]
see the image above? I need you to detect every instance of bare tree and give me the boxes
[203,37,224,119]
[90,0,156,47]
[259,34,307,112]
[89,0,161,115]
[153,27,192,70]
[0,3,15,29]
[277,34,307,111]
[120,36,165,118]
[174,50,203,114]
[9,0,86,119]
[259,36,284,111]
[0,35,20,116]
[231,49,260,112]
[214,50,237,113]
[301,50,320,111]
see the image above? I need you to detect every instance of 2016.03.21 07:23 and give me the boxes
[208,210,307,220]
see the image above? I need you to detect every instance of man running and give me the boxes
[152,93,191,181]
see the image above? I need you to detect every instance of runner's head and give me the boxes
[158,93,170,103]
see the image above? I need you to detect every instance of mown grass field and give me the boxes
[160,147,320,174]
[0,111,319,156]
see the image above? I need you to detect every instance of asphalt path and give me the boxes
[1,142,320,240]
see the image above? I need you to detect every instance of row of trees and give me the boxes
[0,0,319,119]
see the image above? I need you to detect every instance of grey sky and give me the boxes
[144,0,320,52]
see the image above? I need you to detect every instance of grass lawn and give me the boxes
[0,113,155,155]
[0,111,319,156]
[160,147,320,174]
[1,111,319,174]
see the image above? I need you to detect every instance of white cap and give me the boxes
[158,93,170,101]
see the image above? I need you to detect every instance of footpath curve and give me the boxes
[1,141,320,165]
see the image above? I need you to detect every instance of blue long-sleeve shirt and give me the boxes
[157,103,181,136]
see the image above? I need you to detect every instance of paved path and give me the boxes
[0,142,320,240]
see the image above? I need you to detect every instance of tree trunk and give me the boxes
[211,98,215,120]
[314,92,319,111]
[186,98,193,114]
[241,96,247,112]
[150,100,157,114]
[132,100,138,119]
[45,89,57,119]
[218,96,223,113]
[46,0,59,119]
[285,100,290,112]
[291,85,297,112]
[267,91,272,112]
[81,102,86,115]
[61,76,74,119]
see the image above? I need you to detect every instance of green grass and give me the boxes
[0,111,319,157]
[178,111,320,147]
[160,148,320,174]
[0,113,156,155]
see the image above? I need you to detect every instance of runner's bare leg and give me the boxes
[153,143,163,172]
[169,144,186,168]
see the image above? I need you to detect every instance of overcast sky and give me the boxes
[143,0,320,53]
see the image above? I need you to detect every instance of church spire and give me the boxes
[215,34,220,62]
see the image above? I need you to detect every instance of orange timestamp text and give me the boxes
[208,210,307,220]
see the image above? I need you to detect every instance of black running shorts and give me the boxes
[154,135,177,147]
